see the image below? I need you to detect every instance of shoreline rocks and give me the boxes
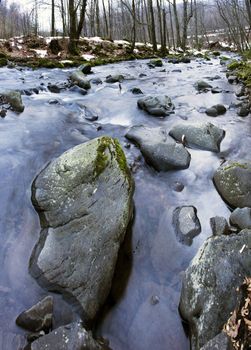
[29,137,134,323]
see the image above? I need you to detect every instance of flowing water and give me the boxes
[0,55,250,349]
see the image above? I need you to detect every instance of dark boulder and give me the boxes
[137,95,175,116]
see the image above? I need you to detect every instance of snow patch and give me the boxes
[82,54,96,61]
[32,49,48,57]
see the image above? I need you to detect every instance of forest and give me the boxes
[1,0,251,52]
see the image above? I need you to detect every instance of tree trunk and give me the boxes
[51,0,55,36]
[148,0,157,51]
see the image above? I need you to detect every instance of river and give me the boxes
[0,54,250,349]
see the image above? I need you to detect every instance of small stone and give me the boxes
[237,104,249,117]
[16,296,53,333]
[105,74,124,83]
[228,75,238,84]
[172,206,201,245]
[150,295,160,305]
[235,85,245,97]
[0,109,7,118]
[131,87,143,95]
[211,87,222,94]
[124,143,131,149]
[91,78,102,85]
[210,216,230,236]
[47,84,61,93]
[48,99,59,105]
[195,80,213,91]
[80,63,92,75]
[173,182,184,192]
[206,107,218,117]
[69,85,87,95]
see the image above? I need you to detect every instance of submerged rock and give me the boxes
[69,85,87,95]
[179,229,251,349]
[130,87,143,95]
[29,137,134,322]
[105,74,124,83]
[16,296,53,333]
[0,90,25,113]
[210,216,230,236]
[70,70,91,90]
[126,125,191,171]
[172,206,201,245]
[230,207,251,229]
[213,160,251,208]
[30,322,109,350]
[169,122,225,152]
[194,80,212,91]
[137,95,175,116]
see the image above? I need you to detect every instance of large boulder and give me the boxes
[137,95,175,116]
[16,296,53,332]
[70,70,91,90]
[179,229,251,350]
[169,122,225,152]
[30,322,109,350]
[0,90,25,113]
[30,137,134,322]
[125,125,191,171]
[230,207,251,229]
[213,160,251,208]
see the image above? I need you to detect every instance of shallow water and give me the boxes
[0,55,250,349]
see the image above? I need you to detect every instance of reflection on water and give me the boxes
[0,55,250,349]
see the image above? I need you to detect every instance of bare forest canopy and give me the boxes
[1,0,251,53]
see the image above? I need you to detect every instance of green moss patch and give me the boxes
[223,162,249,171]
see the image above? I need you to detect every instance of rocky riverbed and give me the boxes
[0,53,250,349]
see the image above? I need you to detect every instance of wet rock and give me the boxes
[200,332,232,350]
[70,70,91,90]
[173,181,184,192]
[172,206,201,245]
[91,77,102,85]
[27,331,45,343]
[206,104,226,117]
[210,216,230,236]
[80,63,92,75]
[0,90,24,113]
[168,58,180,64]
[172,69,182,73]
[213,160,251,208]
[0,109,7,118]
[230,207,251,229]
[228,75,238,84]
[130,87,143,95]
[147,58,163,68]
[16,296,53,333]
[30,322,109,350]
[194,80,213,91]
[237,104,250,117]
[48,99,59,105]
[235,85,245,97]
[139,73,147,78]
[29,137,134,322]
[206,107,218,117]
[179,229,251,349]
[169,122,225,152]
[207,75,221,81]
[82,106,99,122]
[105,74,124,83]
[137,95,175,116]
[47,84,61,93]
[126,125,191,171]
[69,85,87,95]
[211,87,222,94]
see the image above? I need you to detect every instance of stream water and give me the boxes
[0,55,251,349]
